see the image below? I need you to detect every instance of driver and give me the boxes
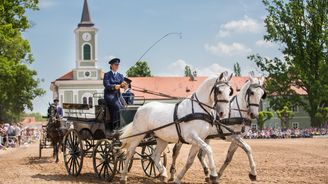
[103,58,127,130]
[53,99,63,118]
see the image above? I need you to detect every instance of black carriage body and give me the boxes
[61,96,166,180]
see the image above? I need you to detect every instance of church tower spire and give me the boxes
[78,0,94,27]
[73,0,100,81]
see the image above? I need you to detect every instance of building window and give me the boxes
[83,97,87,104]
[88,97,93,107]
[291,105,298,112]
[292,122,299,129]
[83,44,91,60]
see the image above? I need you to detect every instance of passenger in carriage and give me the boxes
[103,58,127,131]
[122,77,134,105]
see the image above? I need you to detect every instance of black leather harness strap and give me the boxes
[174,102,187,143]
[173,102,217,144]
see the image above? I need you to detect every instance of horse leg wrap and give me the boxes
[159,175,168,183]
[210,175,219,184]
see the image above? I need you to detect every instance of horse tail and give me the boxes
[119,122,134,149]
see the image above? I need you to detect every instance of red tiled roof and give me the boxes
[129,76,250,99]
[56,70,74,80]
[53,70,307,99]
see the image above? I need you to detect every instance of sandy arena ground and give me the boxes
[0,138,327,184]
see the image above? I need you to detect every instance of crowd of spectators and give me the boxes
[245,127,328,139]
[0,123,40,150]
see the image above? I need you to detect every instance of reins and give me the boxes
[120,79,231,141]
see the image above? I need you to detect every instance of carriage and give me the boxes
[61,94,167,181]
[38,124,52,158]
[39,103,72,160]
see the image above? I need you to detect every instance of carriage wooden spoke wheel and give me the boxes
[141,144,167,178]
[116,153,133,174]
[63,129,84,176]
[93,139,117,181]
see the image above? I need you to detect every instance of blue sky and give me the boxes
[24,0,281,114]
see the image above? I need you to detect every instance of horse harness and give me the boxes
[173,80,232,143]
[211,83,267,139]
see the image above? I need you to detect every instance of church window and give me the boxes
[88,97,93,107]
[83,97,87,104]
[83,44,91,60]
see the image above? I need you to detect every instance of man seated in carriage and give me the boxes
[103,58,127,131]
[122,77,134,105]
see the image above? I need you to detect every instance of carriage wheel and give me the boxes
[83,140,93,153]
[93,139,116,181]
[141,145,167,178]
[63,129,84,176]
[116,154,133,174]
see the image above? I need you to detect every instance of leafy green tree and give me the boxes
[277,106,295,128]
[126,61,152,77]
[248,0,328,127]
[257,111,274,130]
[233,62,241,76]
[184,65,192,77]
[0,0,45,123]
[315,107,328,127]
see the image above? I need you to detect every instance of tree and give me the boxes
[184,65,192,77]
[257,111,274,130]
[276,106,295,128]
[0,0,45,123]
[233,62,241,76]
[126,61,152,77]
[248,0,328,127]
[315,107,328,128]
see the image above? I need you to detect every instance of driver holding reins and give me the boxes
[103,58,127,131]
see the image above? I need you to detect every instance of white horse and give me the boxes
[169,74,266,182]
[119,71,234,184]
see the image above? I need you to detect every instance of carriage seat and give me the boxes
[96,98,111,124]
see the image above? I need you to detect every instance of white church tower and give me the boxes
[73,0,101,80]
[51,0,104,113]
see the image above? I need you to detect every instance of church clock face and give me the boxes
[82,32,91,41]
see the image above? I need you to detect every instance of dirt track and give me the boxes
[0,138,327,184]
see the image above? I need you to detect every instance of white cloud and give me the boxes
[39,0,56,9]
[168,59,187,71]
[217,16,264,37]
[204,42,251,55]
[197,63,231,76]
[163,59,231,77]
[39,0,57,9]
[255,39,275,47]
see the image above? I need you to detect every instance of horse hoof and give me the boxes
[249,173,257,181]
[159,176,168,183]
[205,177,210,183]
[168,178,174,182]
[120,180,127,184]
[210,175,219,184]
[172,179,181,184]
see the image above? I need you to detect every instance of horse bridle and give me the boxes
[210,79,234,107]
[246,83,267,108]
[192,80,233,119]
[217,83,267,135]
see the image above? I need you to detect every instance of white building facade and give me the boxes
[50,0,104,114]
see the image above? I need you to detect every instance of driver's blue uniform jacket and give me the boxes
[103,71,124,127]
